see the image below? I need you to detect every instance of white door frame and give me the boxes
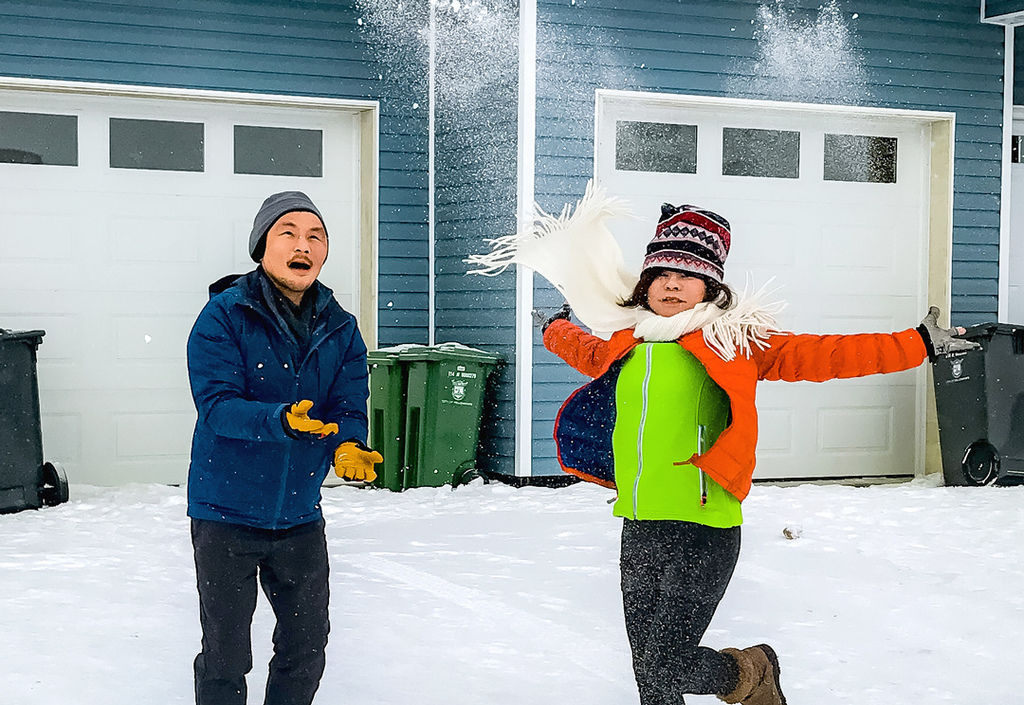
[1008,107,1024,323]
[594,90,956,477]
[0,75,381,346]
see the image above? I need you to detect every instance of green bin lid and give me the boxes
[381,342,502,365]
[366,350,401,365]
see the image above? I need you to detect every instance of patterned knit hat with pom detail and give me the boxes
[641,203,731,283]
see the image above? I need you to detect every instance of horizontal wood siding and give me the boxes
[532,0,1006,475]
[0,0,430,346]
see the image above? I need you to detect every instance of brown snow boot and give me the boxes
[718,644,787,705]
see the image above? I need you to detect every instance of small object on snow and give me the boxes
[782,526,802,540]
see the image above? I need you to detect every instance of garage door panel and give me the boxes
[597,96,929,480]
[110,216,206,264]
[39,412,82,465]
[114,315,195,361]
[3,212,78,260]
[819,183,909,207]
[818,405,894,453]
[728,222,799,268]
[820,224,900,270]
[754,407,794,454]
[115,411,195,459]
[818,311,910,336]
[801,294,919,335]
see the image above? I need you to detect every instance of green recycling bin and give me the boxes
[366,351,408,491]
[398,344,502,488]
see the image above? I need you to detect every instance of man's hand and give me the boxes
[283,400,339,438]
[917,306,982,360]
[531,302,572,333]
[334,441,383,482]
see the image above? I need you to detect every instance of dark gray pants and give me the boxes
[191,517,330,705]
[620,519,741,705]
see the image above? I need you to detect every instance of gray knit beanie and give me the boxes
[248,191,327,262]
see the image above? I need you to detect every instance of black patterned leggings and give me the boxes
[620,518,742,705]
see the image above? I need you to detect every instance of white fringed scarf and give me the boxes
[465,181,786,361]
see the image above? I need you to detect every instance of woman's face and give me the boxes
[647,270,707,317]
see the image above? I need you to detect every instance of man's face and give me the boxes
[261,211,328,304]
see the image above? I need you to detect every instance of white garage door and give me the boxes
[595,93,931,480]
[0,84,368,485]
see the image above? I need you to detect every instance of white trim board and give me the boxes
[1000,26,1015,323]
[515,0,537,477]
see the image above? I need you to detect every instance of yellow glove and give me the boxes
[284,400,339,438]
[334,441,383,482]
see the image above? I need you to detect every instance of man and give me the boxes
[186,191,381,705]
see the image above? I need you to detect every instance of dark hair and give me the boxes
[619,267,734,312]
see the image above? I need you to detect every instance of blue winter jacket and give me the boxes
[186,269,369,529]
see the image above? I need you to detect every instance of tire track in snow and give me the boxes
[339,552,633,694]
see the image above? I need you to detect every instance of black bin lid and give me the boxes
[961,322,1024,340]
[0,329,46,345]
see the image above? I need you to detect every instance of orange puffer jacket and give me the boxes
[543,319,928,501]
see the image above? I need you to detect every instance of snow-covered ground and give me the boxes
[2,478,1021,705]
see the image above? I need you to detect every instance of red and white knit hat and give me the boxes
[641,203,731,283]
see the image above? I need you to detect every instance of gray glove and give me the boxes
[917,306,981,360]
[531,303,572,333]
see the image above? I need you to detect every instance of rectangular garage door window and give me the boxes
[615,121,697,173]
[109,118,204,172]
[0,111,77,166]
[722,127,799,178]
[234,126,323,177]
[824,134,897,183]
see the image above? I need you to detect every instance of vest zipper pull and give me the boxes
[698,425,708,507]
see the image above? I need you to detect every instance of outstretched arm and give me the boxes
[755,307,977,382]
[543,318,620,378]
[755,328,928,382]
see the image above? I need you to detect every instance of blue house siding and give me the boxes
[0,0,430,347]
[531,0,1006,475]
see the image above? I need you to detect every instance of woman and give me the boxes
[535,202,973,705]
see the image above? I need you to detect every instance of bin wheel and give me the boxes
[40,461,69,506]
[961,442,999,486]
[452,462,488,489]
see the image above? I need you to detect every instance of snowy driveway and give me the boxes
[1,479,1021,705]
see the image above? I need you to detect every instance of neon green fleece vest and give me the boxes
[611,342,743,527]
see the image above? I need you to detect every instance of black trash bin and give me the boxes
[931,322,1024,486]
[0,329,68,513]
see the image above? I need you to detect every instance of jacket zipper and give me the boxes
[241,302,345,527]
[697,425,708,507]
[632,344,653,519]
